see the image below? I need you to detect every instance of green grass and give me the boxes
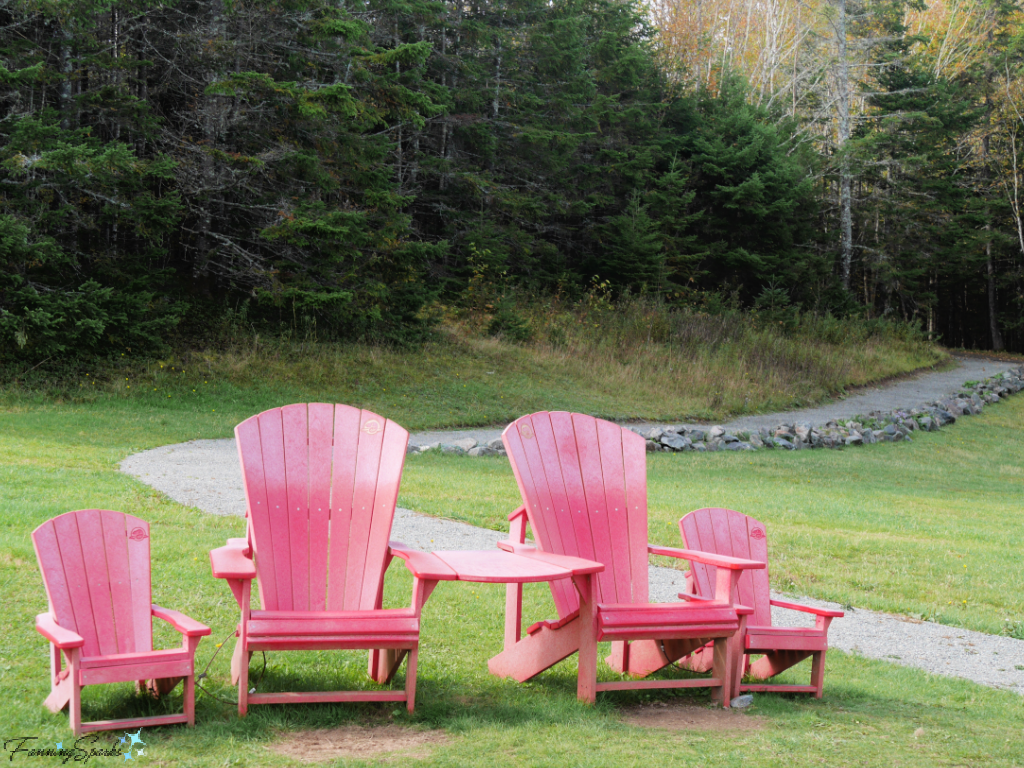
[1,306,947,430]
[400,395,1024,637]
[1,379,1023,764]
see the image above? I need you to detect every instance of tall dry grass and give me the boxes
[3,294,946,428]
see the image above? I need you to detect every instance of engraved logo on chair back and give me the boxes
[680,508,772,627]
[32,510,154,658]
[503,412,650,618]
[235,404,409,612]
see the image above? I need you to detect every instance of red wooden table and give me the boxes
[429,546,605,697]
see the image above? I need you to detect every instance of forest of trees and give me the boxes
[1,0,1023,362]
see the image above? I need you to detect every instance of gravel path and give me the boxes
[120,354,1024,697]
[407,356,1012,447]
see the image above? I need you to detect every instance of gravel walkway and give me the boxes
[120,354,1024,696]
[408,356,1012,447]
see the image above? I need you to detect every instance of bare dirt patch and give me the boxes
[267,725,450,763]
[621,702,766,732]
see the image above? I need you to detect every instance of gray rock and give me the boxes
[419,442,440,453]
[845,434,863,446]
[725,442,752,451]
[487,437,505,451]
[730,694,754,709]
[449,437,478,451]
[689,429,706,442]
[642,426,666,441]
[709,425,726,438]
[467,446,496,457]
[440,444,467,455]
[722,433,740,443]
[645,440,659,453]
[660,433,690,451]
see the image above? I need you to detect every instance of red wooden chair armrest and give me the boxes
[497,541,605,575]
[210,544,257,580]
[35,613,85,649]
[387,542,459,581]
[226,537,251,556]
[152,605,212,637]
[649,544,766,571]
[508,505,527,523]
[497,539,532,554]
[769,598,844,618]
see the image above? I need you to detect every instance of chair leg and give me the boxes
[45,645,72,713]
[405,647,419,713]
[185,673,196,727]
[710,637,732,708]
[810,650,826,698]
[68,653,82,736]
[575,575,598,705]
[237,648,249,718]
[230,636,245,686]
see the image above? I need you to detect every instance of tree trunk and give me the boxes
[834,0,853,291]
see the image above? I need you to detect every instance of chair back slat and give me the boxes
[503,415,577,615]
[125,515,153,652]
[359,418,408,609]
[282,404,312,611]
[257,409,294,611]
[237,404,409,613]
[595,417,633,604]
[100,510,136,654]
[33,510,152,658]
[680,508,772,626]
[343,411,386,610]
[76,510,119,657]
[620,426,649,604]
[236,415,278,611]
[307,403,335,611]
[325,405,361,611]
[570,414,617,603]
[503,412,651,617]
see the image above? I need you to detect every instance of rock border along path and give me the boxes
[119,356,1024,696]
[405,357,1023,456]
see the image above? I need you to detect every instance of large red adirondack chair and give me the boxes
[32,510,211,735]
[489,412,765,704]
[210,404,456,716]
[678,508,844,698]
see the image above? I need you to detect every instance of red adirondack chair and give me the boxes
[489,412,765,704]
[32,510,211,736]
[210,404,457,716]
[678,508,844,698]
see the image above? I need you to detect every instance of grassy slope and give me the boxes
[1,316,947,430]
[1,368,1023,763]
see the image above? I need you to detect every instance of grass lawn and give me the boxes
[401,396,1024,638]
[1,392,1023,765]
[1,319,948,430]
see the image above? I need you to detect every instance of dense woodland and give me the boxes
[1,0,1023,362]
